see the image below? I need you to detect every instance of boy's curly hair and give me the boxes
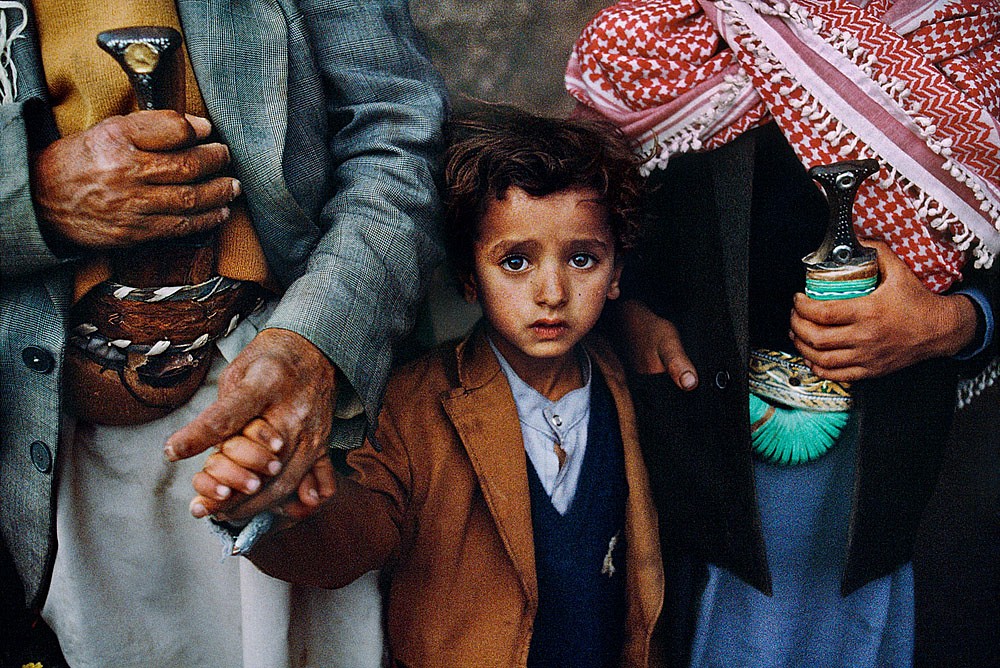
[443,105,645,280]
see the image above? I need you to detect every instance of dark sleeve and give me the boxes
[248,408,413,589]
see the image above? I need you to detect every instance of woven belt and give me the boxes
[65,276,263,425]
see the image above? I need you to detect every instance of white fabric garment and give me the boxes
[42,304,385,668]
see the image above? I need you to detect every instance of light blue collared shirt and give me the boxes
[490,340,592,515]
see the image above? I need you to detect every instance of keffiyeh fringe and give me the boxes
[957,356,1000,408]
[0,2,27,104]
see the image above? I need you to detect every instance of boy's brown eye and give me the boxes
[500,255,528,272]
[569,253,596,269]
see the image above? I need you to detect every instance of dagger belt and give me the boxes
[64,273,263,426]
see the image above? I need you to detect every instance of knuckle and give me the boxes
[106,225,135,247]
[97,115,129,139]
[176,185,198,210]
[160,109,189,134]
[176,153,200,180]
[175,216,192,236]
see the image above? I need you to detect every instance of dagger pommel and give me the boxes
[97,26,185,113]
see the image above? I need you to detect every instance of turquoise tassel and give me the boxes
[749,393,849,466]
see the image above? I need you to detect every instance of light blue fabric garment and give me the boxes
[951,286,995,360]
[492,340,592,514]
[690,415,914,668]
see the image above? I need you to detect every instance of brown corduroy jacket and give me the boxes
[251,326,665,667]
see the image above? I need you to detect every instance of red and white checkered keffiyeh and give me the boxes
[567,0,1000,292]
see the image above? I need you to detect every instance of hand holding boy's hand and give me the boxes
[621,299,699,390]
[166,328,337,519]
[190,418,337,522]
[790,241,977,381]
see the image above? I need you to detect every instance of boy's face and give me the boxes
[467,186,621,375]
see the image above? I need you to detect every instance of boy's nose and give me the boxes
[535,265,568,307]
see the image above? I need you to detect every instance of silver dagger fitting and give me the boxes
[802,159,880,298]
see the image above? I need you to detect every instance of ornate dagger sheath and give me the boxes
[63,27,256,426]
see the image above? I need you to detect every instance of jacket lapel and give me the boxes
[176,0,313,287]
[176,0,288,167]
[7,4,47,103]
[711,131,755,353]
[6,5,69,308]
[441,328,538,600]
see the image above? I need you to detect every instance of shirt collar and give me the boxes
[489,338,592,442]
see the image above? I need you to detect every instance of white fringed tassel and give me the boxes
[0,2,28,104]
[957,356,1000,409]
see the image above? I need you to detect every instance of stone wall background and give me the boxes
[407,1,612,344]
[410,1,610,117]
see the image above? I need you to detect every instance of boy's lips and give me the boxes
[529,320,568,339]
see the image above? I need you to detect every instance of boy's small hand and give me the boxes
[281,455,337,521]
[190,418,337,520]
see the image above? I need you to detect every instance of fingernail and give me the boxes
[267,460,282,476]
[216,484,231,499]
[190,501,207,518]
[269,437,283,454]
[680,371,697,390]
[246,477,261,493]
[187,115,212,134]
[308,488,320,503]
[164,444,177,461]
[231,179,242,198]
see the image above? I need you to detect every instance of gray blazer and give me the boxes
[0,0,447,606]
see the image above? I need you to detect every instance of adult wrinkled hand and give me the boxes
[165,328,338,520]
[790,241,977,381]
[621,299,699,390]
[31,110,239,249]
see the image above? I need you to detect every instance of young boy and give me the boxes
[193,108,664,667]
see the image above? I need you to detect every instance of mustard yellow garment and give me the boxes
[33,0,273,299]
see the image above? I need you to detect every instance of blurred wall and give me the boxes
[411,1,609,116]
[408,1,612,344]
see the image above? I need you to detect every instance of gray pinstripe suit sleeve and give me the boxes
[263,0,448,444]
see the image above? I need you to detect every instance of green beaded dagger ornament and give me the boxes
[750,159,880,465]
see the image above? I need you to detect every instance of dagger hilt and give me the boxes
[96,26,215,287]
[801,159,880,300]
[97,27,185,113]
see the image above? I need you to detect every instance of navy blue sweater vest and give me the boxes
[526,370,629,668]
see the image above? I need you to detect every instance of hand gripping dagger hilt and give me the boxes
[95,26,214,286]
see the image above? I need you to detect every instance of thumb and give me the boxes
[661,334,698,391]
[165,387,266,461]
